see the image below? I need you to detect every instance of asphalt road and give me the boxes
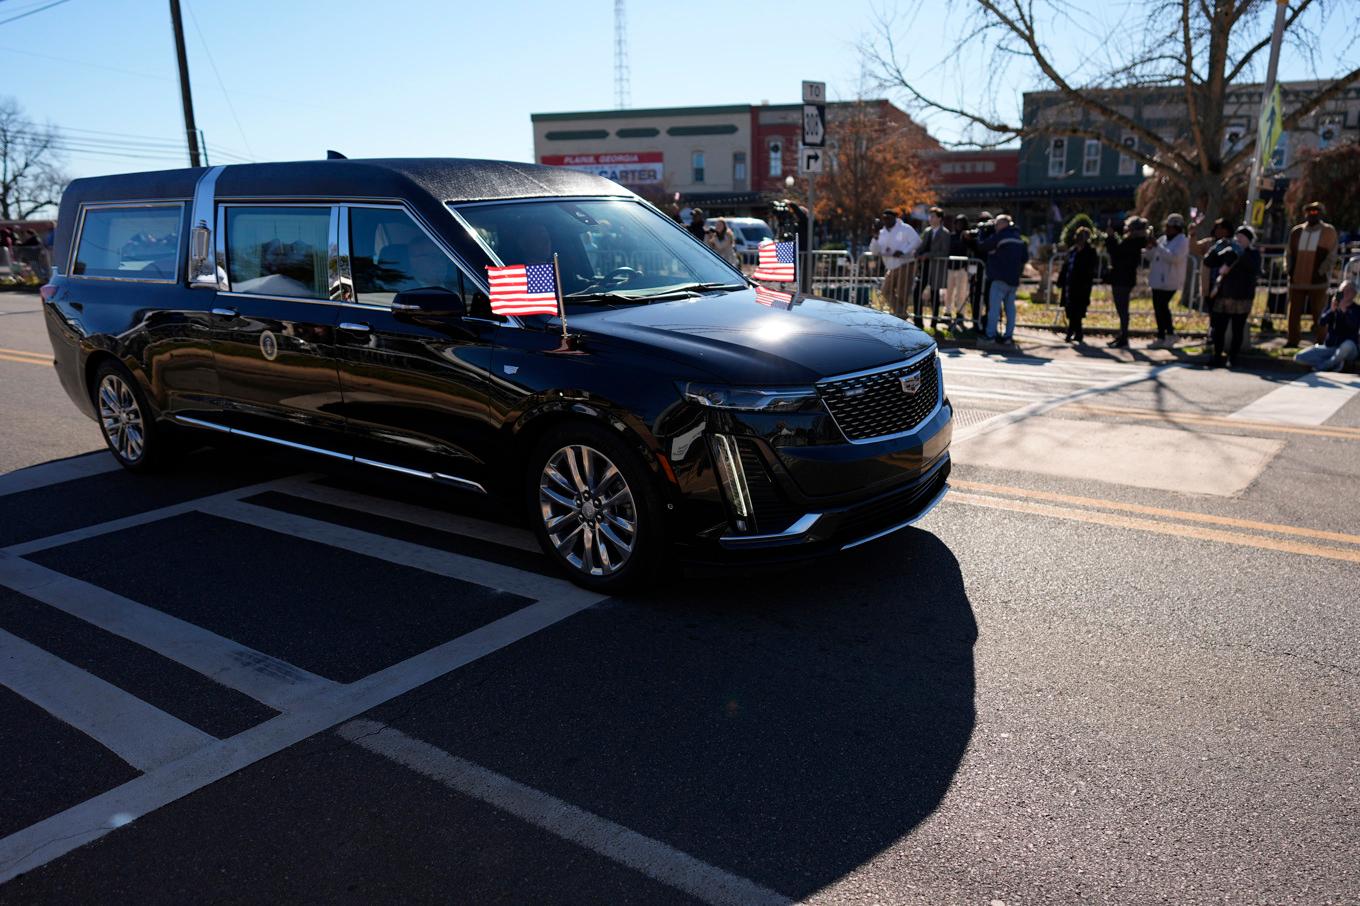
[1,293,1358,904]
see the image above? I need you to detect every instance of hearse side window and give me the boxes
[224,206,330,298]
[349,207,464,304]
[73,205,182,280]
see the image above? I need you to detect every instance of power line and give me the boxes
[0,0,71,27]
[182,0,255,160]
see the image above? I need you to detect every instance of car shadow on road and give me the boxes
[382,529,978,900]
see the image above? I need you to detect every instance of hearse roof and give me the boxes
[62,157,635,205]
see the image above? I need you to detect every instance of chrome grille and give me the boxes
[817,353,941,441]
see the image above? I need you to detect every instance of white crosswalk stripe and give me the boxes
[0,628,216,771]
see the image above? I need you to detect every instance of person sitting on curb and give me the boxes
[1295,280,1359,372]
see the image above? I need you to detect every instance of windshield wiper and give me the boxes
[561,290,641,305]
[654,282,748,294]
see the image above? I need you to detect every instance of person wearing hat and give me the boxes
[1144,213,1189,348]
[1205,225,1261,368]
[1285,201,1339,346]
[871,207,922,319]
[686,208,707,242]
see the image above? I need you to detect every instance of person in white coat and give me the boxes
[1144,213,1189,348]
[869,209,921,319]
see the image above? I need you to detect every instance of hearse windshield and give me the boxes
[452,199,745,304]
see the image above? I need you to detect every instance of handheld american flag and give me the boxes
[753,239,797,283]
[486,262,562,317]
[753,284,792,309]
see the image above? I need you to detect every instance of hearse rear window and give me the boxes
[225,206,329,298]
[73,205,182,280]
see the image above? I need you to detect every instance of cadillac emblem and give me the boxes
[899,372,923,396]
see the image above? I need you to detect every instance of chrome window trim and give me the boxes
[450,194,634,209]
[213,290,393,310]
[816,349,945,446]
[188,165,225,289]
[170,415,487,494]
[217,201,337,301]
[67,200,188,285]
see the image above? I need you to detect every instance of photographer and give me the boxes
[963,211,996,331]
[1295,280,1359,372]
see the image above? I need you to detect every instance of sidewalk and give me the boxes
[939,326,1311,373]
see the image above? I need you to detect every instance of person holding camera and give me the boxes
[1295,280,1359,372]
[871,208,921,319]
[1145,213,1189,348]
[976,213,1025,346]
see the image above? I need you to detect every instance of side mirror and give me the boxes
[391,287,466,319]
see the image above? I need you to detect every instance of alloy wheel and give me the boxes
[97,373,145,463]
[539,444,637,576]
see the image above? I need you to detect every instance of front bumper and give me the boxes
[717,452,951,553]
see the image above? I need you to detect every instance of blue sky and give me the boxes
[2,0,1354,181]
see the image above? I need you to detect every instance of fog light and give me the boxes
[710,433,753,528]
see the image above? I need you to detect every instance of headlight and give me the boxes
[678,382,823,413]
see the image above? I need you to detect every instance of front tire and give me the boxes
[92,361,171,472]
[526,422,666,592]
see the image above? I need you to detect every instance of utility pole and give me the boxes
[1243,0,1287,226]
[168,0,202,168]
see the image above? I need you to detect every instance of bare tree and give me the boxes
[0,97,69,221]
[867,0,1360,230]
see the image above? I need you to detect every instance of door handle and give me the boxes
[211,307,237,317]
[338,321,371,333]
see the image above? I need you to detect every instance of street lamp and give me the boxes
[784,175,795,190]
[1141,164,1155,178]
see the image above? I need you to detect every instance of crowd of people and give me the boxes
[0,226,52,282]
[858,199,1353,371]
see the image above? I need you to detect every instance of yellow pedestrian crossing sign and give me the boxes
[1257,84,1283,172]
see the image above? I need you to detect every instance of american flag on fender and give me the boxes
[485,263,561,317]
[753,239,797,283]
[753,284,792,309]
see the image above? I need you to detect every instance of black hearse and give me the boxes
[42,158,951,589]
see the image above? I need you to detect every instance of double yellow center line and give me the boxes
[0,347,53,367]
[947,479,1360,565]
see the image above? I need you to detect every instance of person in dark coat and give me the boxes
[1206,226,1261,368]
[1103,217,1147,347]
[1058,227,1099,344]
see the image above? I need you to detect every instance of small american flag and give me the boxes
[753,239,797,283]
[486,263,561,317]
[754,284,792,309]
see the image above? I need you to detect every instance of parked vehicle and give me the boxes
[42,158,951,589]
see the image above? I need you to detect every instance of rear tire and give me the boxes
[91,360,172,472]
[525,421,667,592]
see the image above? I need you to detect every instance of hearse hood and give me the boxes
[569,290,936,385]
